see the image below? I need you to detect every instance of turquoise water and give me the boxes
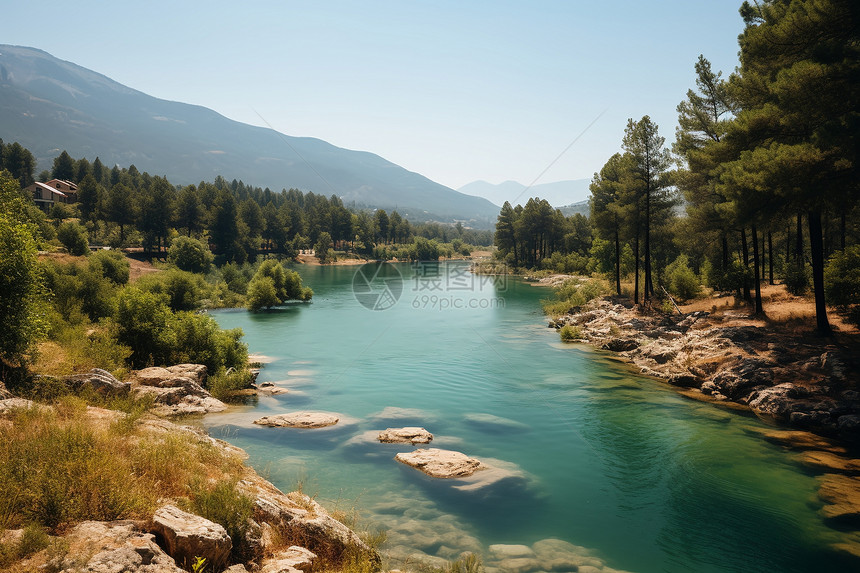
[205,262,853,572]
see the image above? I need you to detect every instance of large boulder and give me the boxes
[237,476,377,566]
[64,368,130,396]
[151,505,231,570]
[133,365,225,416]
[48,520,184,573]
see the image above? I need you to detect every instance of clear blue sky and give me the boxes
[2,0,745,190]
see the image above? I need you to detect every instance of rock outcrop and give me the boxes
[552,299,860,441]
[254,411,340,429]
[49,520,184,573]
[64,368,130,396]
[133,364,226,416]
[378,427,433,444]
[260,546,317,573]
[152,505,231,570]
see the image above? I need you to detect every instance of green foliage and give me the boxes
[168,235,214,274]
[170,312,248,374]
[57,220,90,256]
[0,172,49,367]
[88,249,130,285]
[825,246,860,326]
[559,324,583,342]
[315,231,334,263]
[665,254,701,300]
[114,287,176,368]
[783,258,810,296]
[411,236,441,261]
[542,278,609,316]
[137,268,210,312]
[208,369,254,401]
[188,479,254,561]
[246,260,312,310]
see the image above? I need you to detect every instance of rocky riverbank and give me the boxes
[550,298,860,441]
[550,296,860,559]
[0,365,377,573]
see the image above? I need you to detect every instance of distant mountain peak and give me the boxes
[0,44,499,226]
[458,178,591,208]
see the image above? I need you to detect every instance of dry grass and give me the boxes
[0,399,247,535]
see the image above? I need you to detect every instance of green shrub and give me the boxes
[168,236,214,274]
[208,369,254,401]
[114,287,176,368]
[88,249,130,285]
[57,220,89,256]
[665,254,701,300]
[170,312,248,373]
[188,479,254,561]
[137,268,210,312]
[559,324,583,342]
[825,246,860,326]
[783,258,809,295]
[246,260,312,310]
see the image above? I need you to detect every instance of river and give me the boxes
[205,261,852,572]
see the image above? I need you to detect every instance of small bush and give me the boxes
[168,236,214,274]
[88,250,130,285]
[57,221,89,256]
[187,479,255,561]
[783,258,809,295]
[665,254,701,300]
[825,246,860,326]
[559,324,583,342]
[208,369,254,401]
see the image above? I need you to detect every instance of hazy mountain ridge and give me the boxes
[0,45,499,224]
[458,178,591,208]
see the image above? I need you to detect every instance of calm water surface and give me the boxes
[206,262,852,572]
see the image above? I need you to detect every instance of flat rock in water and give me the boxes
[395,448,484,478]
[254,411,340,429]
[463,413,529,432]
[378,427,433,444]
[800,450,860,474]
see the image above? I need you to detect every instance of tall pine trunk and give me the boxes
[808,210,832,336]
[614,225,621,296]
[768,231,775,285]
[751,225,763,314]
[634,232,640,306]
[741,228,752,303]
[644,185,652,302]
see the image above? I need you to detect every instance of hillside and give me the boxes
[0,45,499,225]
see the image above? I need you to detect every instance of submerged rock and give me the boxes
[254,411,340,429]
[378,427,434,444]
[395,448,483,478]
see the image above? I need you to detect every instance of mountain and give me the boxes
[458,178,591,208]
[0,45,499,225]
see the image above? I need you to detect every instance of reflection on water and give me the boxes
[206,262,854,572]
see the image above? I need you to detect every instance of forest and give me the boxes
[492,0,859,335]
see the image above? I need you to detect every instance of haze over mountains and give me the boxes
[0,45,500,225]
[458,179,591,209]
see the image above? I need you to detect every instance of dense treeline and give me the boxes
[496,0,859,332]
[12,147,491,264]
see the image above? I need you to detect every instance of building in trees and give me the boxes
[25,179,78,212]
